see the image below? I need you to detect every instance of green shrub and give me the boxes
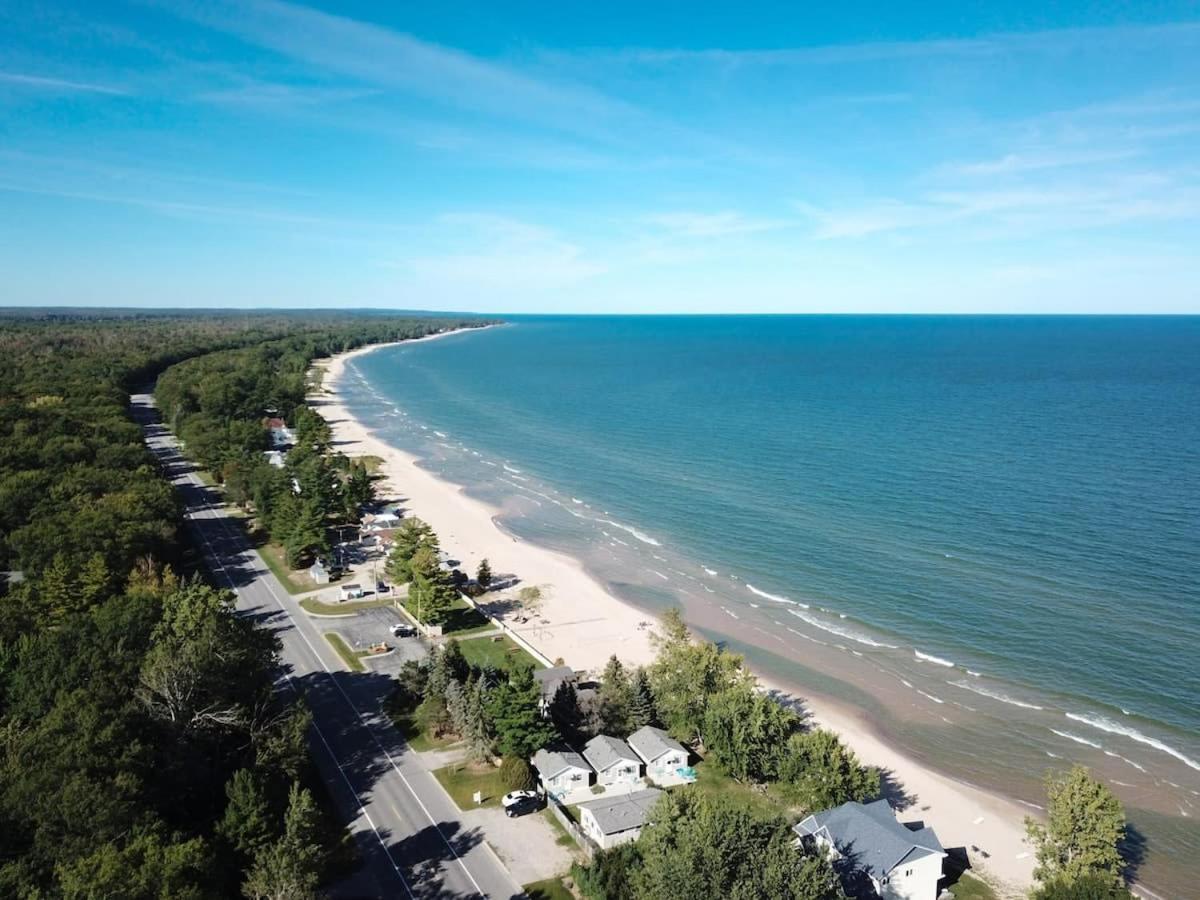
[499,756,536,792]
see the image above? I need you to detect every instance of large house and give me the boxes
[532,747,592,799]
[532,665,577,712]
[627,725,691,785]
[577,788,663,849]
[793,799,945,900]
[582,735,642,788]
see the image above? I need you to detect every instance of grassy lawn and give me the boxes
[433,762,508,809]
[258,541,312,595]
[300,595,397,615]
[540,808,576,849]
[687,759,794,818]
[401,594,492,636]
[946,873,1000,900]
[384,691,461,754]
[323,633,365,672]
[523,878,573,900]
[457,633,542,671]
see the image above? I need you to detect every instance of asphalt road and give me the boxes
[131,393,523,900]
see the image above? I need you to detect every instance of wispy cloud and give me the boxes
[947,148,1141,176]
[0,70,128,95]
[644,211,785,238]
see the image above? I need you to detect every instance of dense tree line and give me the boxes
[0,311,488,896]
[384,518,460,624]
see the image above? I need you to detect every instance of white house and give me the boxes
[582,735,642,788]
[263,450,286,469]
[363,511,402,532]
[532,665,577,714]
[338,583,364,601]
[310,561,331,585]
[627,725,691,785]
[577,788,663,850]
[265,418,295,449]
[531,747,592,799]
[793,799,945,900]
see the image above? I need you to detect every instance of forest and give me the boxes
[0,310,482,898]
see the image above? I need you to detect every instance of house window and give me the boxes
[905,869,913,876]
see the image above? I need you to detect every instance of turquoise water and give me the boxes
[345,316,1200,894]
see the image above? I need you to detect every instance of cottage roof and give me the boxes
[583,735,640,773]
[627,725,686,763]
[533,665,576,698]
[532,747,590,780]
[793,799,944,883]
[577,788,663,835]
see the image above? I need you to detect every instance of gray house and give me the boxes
[628,725,691,785]
[582,735,642,787]
[533,665,577,713]
[793,799,945,900]
[532,747,592,799]
[577,788,663,849]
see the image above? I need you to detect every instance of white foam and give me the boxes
[1065,713,1200,771]
[1050,729,1102,750]
[721,607,740,620]
[703,567,718,576]
[787,609,898,648]
[597,518,661,546]
[900,679,913,689]
[786,626,829,647]
[702,585,715,593]
[749,602,759,609]
[915,650,955,667]
[1104,751,1148,773]
[950,681,1044,711]
[966,670,982,677]
[651,570,669,581]
[433,430,447,438]
[502,464,522,474]
[746,584,794,604]
[918,690,945,704]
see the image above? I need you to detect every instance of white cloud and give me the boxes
[0,70,128,95]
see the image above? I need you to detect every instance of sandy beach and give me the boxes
[311,333,1038,897]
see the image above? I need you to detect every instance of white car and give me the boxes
[500,790,538,808]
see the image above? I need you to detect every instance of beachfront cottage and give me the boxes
[533,665,577,714]
[532,747,592,799]
[627,725,692,786]
[582,735,642,788]
[793,799,946,900]
[577,788,663,850]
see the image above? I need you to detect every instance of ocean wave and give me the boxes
[1050,729,1102,749]
[571,497,583,504]
[915,650,955,667]
[433,430,447,438]
[1065,713,1200,771]
[702,585,715,593]
[918,690,945,704]
[746,584,796,604]
[651,570,669,581]
[721,607,739,620]
[597,518,661,546]
[502,463,521,474]
[1104,750,1148,773]
[786,626,829,646]
[787,609,898,649]
[950,681,1044,711]
[703,566,718,576]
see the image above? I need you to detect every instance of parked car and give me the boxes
[503,795,543,818]
[501,790,539,808]
[389,623,416,638]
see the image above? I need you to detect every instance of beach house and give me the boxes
[627,725,692,786]
[582,735,642,788]
[533,665,577,714]
[793,799,945,900]
[363,510,402,532]
[531,747,592,799]
[577,788,663,850]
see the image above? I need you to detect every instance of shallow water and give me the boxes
[347,315,1200,895]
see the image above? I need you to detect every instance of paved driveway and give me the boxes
[326,606,427,675]
[460,806,574,885]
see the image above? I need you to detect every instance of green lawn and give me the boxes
[457,633,543,671]
[523,877,573,900]
[384,691,461,753]
[400,594,492,635]
[947,873,1000,900]
[300,595,398,615]
[686,759,794,818]
[540,808,576,848]
[323,633,365,672]
[433,763,508,809]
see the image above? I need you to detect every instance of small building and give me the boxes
[531,747,593,799]
[310,561,331,585]
[339,583,364,602]
[582,735,642,788]
[628,725,691,785]
[533,665,577,713]
[793,799,946,900]
[265,417,295,449]
[577,788,663,850]
[363,511,402,532]
[264,450,286,469]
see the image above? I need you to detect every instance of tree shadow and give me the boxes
[1120,819,1148,885]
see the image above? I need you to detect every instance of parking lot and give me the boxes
[326,606,427,674]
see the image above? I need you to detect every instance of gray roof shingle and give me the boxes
[627,725,686,764]
[793,799,944,882]
[578,788,664,835]
[532,747,590,779]
[582,735,640,773]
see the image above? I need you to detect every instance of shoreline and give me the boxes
[310,335,1037,896]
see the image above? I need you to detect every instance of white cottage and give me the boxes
[582,735,642,788]
[577,788,663,849]
[531,747,592,799]
[793,799,946,900]
[627,725,690,785]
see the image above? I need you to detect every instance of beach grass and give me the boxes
[354,454,385,475]
[522,878,573,900]
[300,595,396,615]
[433,762,507,809]
[947,873,1000,900]
[457,633,542,671]
[323,633,365,672]
[258,541,310,595]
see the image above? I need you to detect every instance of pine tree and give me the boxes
[598,655,633,735]
[475,558,492,590]
[445,679,468,736]
[549,681,587,744]
[77,552,112,607]
[217,769,275,858]
[630,668,657,729]
[1026,766,1128,892]
[488,666,558,758]
[38,552,77,624]
[464,679,494,763]
[242,783,324,900]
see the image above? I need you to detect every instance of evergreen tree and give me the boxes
[384,518,437,584]
[703,686,799,782]
[777,728,879,811]
[217,769,276,858]
[549,681,587,744]
[629,668,656,729]
[38,552,77,624]
[445,679,468,736]
[463,679,494,763]
[77,553,113,608]
[1026,766,1127,892]
[242,782,324,900]
[598,655,633,736]
[488,666,558,758]
[442,638,469,683]
[475,558,492,590]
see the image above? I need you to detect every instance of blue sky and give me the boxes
[2,1,1199,313]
